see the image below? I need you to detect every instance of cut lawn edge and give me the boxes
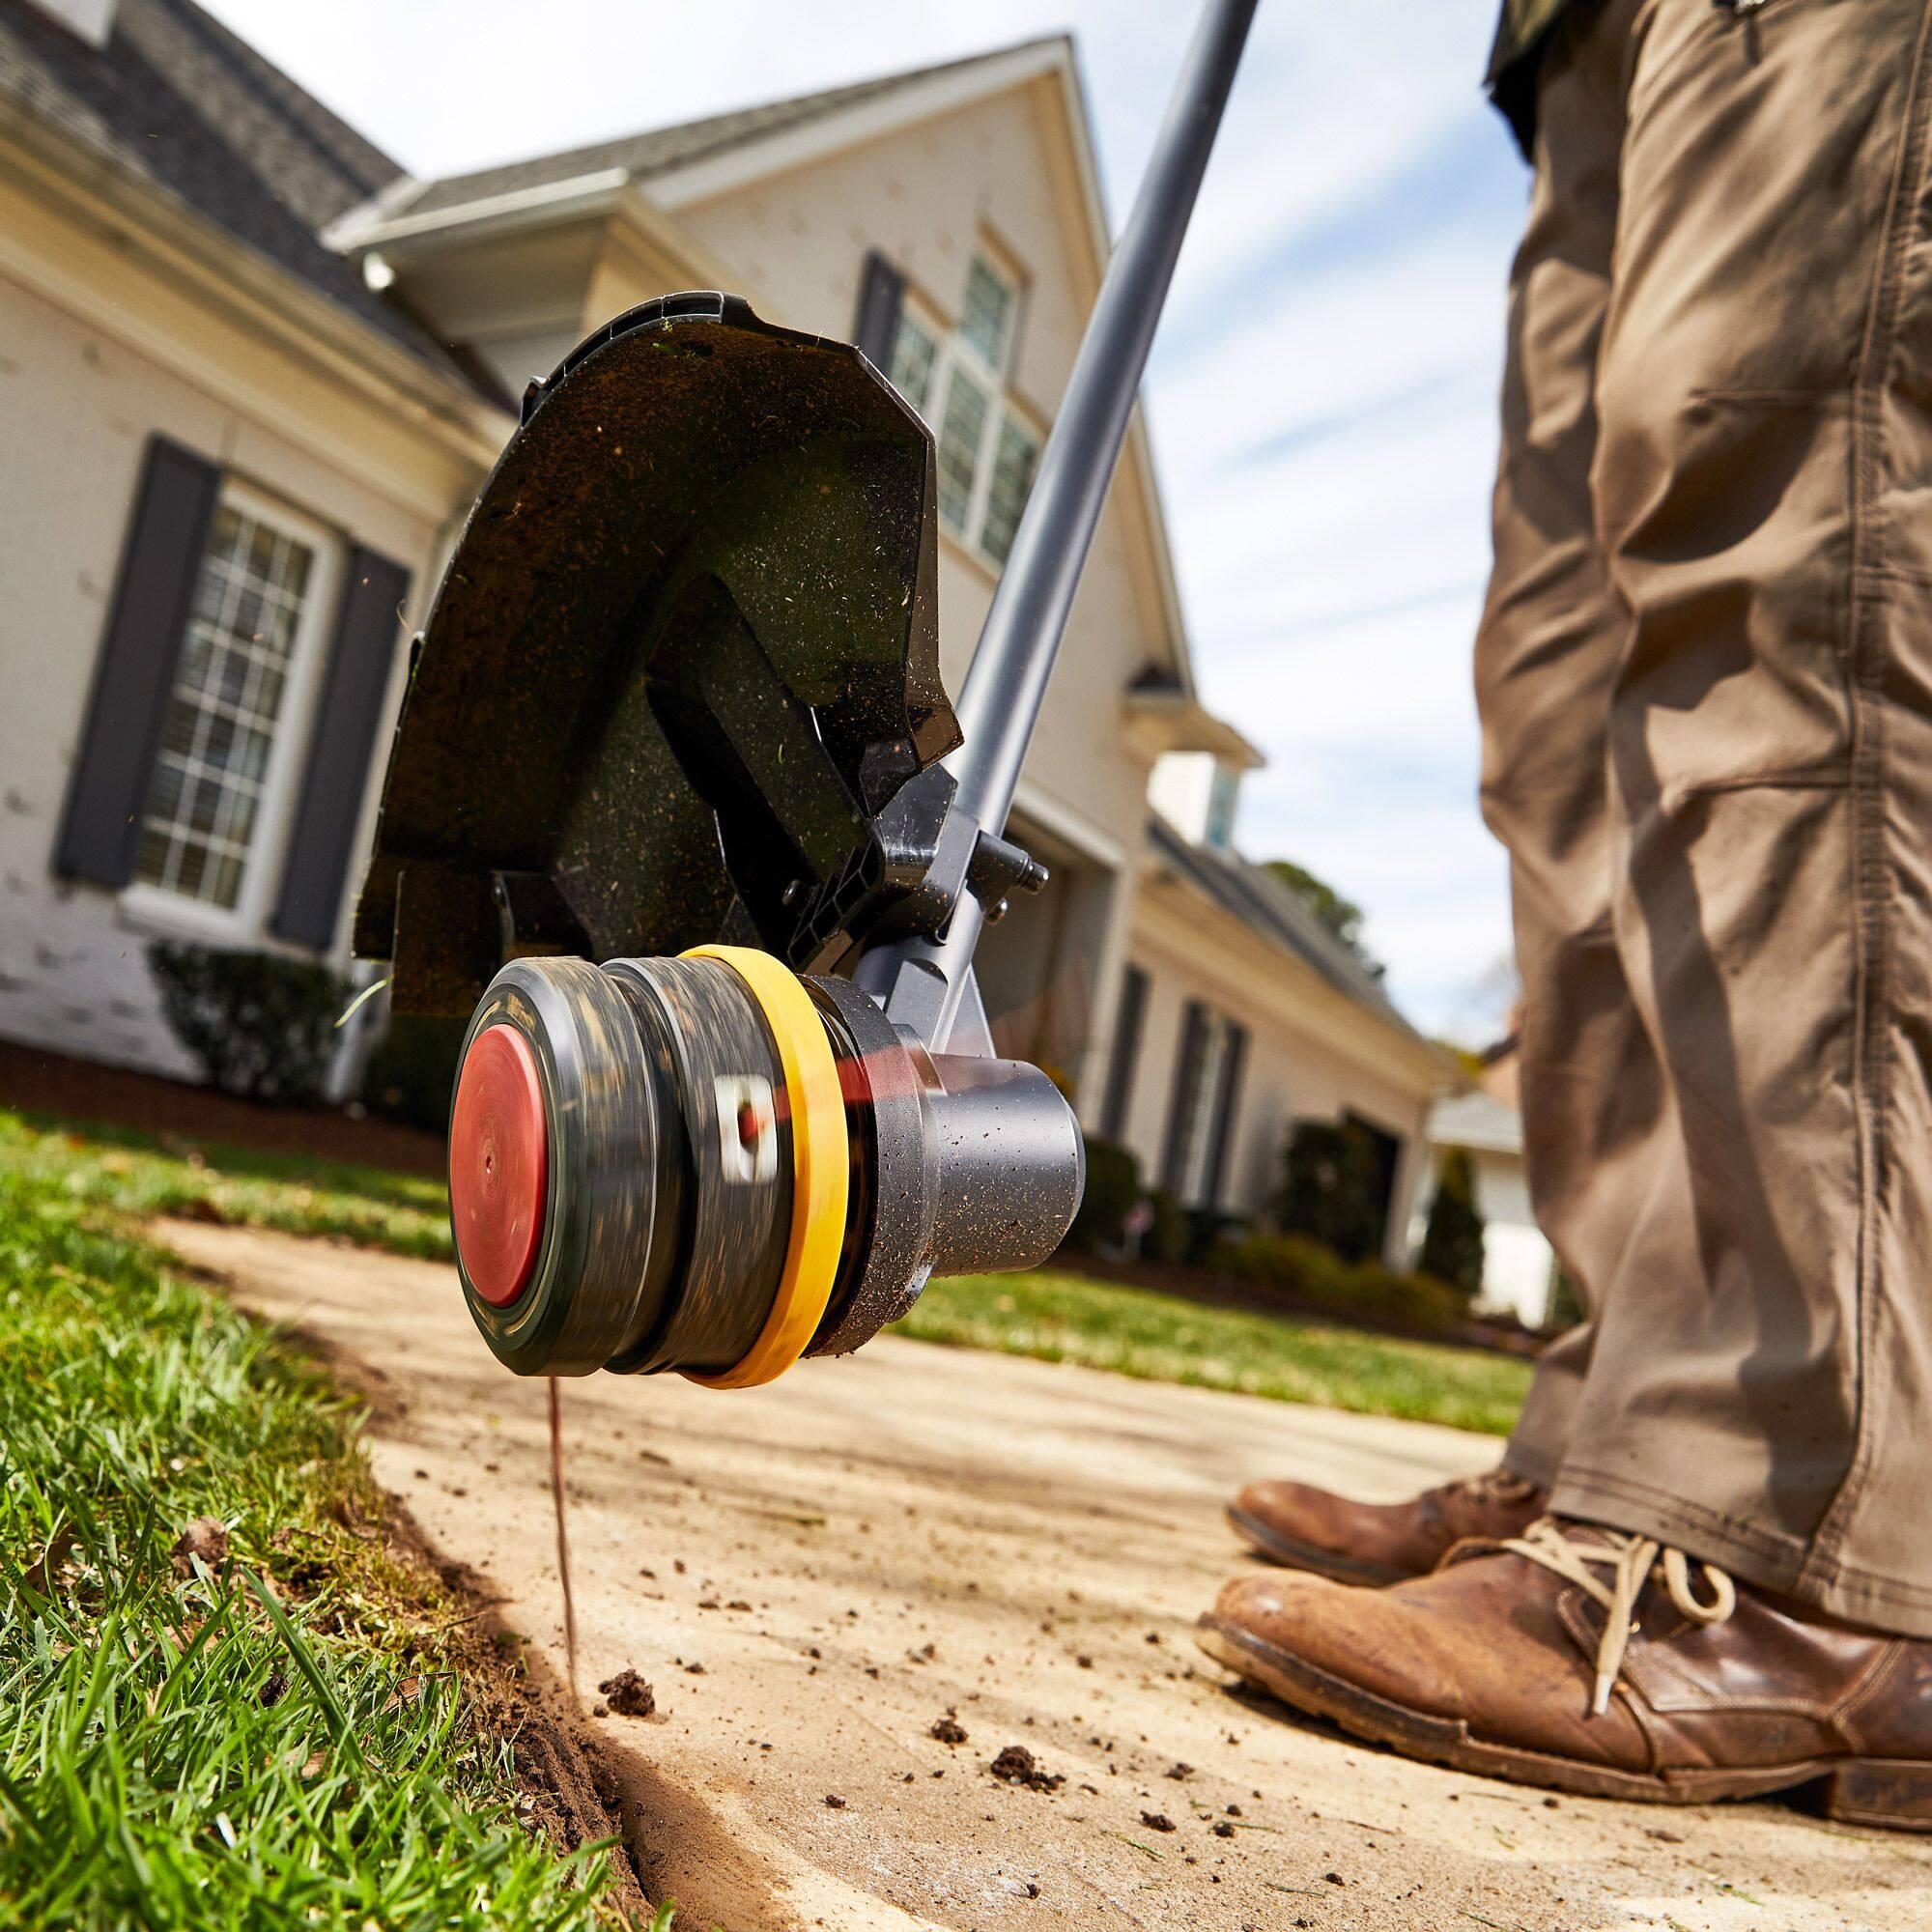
[0,1153,670,1929]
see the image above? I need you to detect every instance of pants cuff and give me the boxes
[1551,1464,1932,1640]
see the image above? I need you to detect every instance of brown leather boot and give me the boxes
[1197,1518,1932,1829]
[1227,1467,1546,1584]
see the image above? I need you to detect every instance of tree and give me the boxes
[1263,859,1384,979]
[1419,1146,1486,1299]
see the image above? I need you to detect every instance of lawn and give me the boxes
[0,1109,450,1259]
[0,1106,1528,1437]
[896,1268,1528,1436]
[0,1148,646,1927]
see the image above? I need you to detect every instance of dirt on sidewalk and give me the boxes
[159,1219,1932,1932]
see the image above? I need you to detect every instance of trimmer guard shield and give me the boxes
[355,292,957,1012]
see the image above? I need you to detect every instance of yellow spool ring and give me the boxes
[679,946,849,1389]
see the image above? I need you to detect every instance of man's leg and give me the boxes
[1472,0,1662,1492]
[1555,0,1932,1630]
[1227,0,1648,1578]
[1202,0,1932,1820]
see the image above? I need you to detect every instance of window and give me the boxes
[130,488,337,925]
[981,417,1040,565]
[959,255,1015,368]
[936,363,991,534]
[887,310,940,415]
[886,248,1039,570]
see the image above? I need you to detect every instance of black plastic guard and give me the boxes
[355,293,959,1013]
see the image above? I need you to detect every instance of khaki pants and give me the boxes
[1487,0,1932,1635]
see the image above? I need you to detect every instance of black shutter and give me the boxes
[56,436,220,887]
[1099,963,1149,1141]
[271,546,412,951]
[1202,1022,1249,1209]
[853,249,905,371]
[1160,1000,1211,1195]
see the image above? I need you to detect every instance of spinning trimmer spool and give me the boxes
[354,0,1256,1390]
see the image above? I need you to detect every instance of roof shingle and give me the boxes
[0,0,475,384]
[386,37,1064,221]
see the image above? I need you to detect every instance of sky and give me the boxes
[203,0,1533,1040]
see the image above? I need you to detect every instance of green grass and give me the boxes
[0,1105,1526,1436]
[0,1108,451,1259]
[0,1153,638,1927]
[900,1269,1530,1436]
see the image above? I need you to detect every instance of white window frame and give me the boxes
[887,248,1043,574]
[119,479,345,952]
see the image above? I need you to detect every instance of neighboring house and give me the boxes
[0,0,1450,1245]
[1110,744,1450,1266]
[1422,1036,1560,1326]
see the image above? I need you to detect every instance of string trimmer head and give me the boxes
[356,295,1080,1384]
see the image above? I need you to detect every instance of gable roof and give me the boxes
[383,40,1065,226]
[327,33,1198,693]
[1147,813,1434,1050]
[0,0,481,388]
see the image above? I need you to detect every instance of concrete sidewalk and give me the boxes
[160,1219,1931,1932]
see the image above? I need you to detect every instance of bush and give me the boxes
[1418,1146,1486,1299]
[1208,1231,1469,1335]
[1278,1119,1385,1264]
[1067,1136,1141,1251]
[1143,1186,1190,1264]
[359,1013,468,1134]
[1184,1206,1248,1265]
[147,942,350,1103]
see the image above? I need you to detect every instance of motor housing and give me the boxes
[448,951,1083,1382]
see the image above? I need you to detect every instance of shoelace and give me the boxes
[1500,1519,1737,1717]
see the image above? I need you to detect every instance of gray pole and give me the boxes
[863,0,1259,1048]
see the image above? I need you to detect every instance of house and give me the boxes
[0,0,1451,1255]
[1422,1034,1561,1326]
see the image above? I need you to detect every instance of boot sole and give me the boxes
[1223,1503,1412,1586]
[1195,1614,1932,1831]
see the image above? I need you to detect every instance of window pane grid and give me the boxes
[135,502,315,911]
[980,417,1039,565]
[959,256,1014,370]
[936,365,990,534]
[887,313,939,414]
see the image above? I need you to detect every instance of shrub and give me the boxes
[1278,1119,1385,1264]
[1547,1262,1584,1333]
[147,942,350,1104]
[1143,1186,1190,1264]
[360,1013,468,1134]
[1068,1136,1141,1251]
[1418,1146,1486,1299]
[1208,1231,1469,1335]
[1184,1206,1248,1264]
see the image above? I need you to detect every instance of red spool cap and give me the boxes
[449,1024,549,1307]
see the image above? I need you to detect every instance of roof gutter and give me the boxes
[325,167,631,255]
